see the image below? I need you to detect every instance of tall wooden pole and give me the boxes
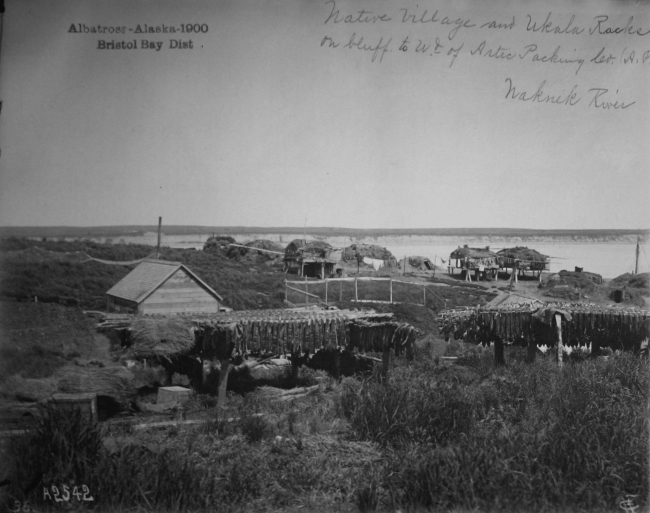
[355,276,358,302]
[389,278,393,304]
[157,216,162,259]
[635,236,640,274]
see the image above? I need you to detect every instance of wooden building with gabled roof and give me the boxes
[106,259,227,315]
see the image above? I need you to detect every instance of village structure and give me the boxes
[106,259,229,315]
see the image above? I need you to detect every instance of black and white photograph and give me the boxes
[0,0,648,511]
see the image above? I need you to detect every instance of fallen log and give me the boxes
[132,419,204,431]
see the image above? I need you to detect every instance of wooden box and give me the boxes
[50,393,98,424]
[157,386,191,405]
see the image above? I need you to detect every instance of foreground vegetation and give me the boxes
[6,346,648,512]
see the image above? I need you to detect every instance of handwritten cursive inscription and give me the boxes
[343,33,391,62]
[324,0,391,24]
[504,78,580,106]
[504,78,636,109]
[526,13,585,35]
[399,8,475,40]
[319,2,644,111]
[588,88,636,109]
[589,16,650,36]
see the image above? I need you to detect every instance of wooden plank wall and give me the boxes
[140,269,220,315]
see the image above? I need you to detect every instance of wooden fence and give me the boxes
[284,277,448,308]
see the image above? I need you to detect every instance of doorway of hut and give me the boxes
[302,262,335,279]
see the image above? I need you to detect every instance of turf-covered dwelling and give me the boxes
[497,247,550,272]
[106,259,227,315]
[449,246,500,274]
[283,239,341,278]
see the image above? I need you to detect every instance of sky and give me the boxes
[0,0,648,230]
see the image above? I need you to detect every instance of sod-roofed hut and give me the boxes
[342,244,398,268]
[449,245,499,272]
[203,235,236,252]
[122,317,204,388]
[127,317,196,359]
[227,239,285,261]
[106,259,226,315]
[404,256,435,271]
[497,247,550,271]
[283,239,340,278]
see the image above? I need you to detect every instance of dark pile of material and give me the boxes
[285,239,333,259]
[449,246,497,259]
[497,246,548,262]
[543,270,602,300]
[203,236,236,252]
[128,317,195,358]
[342,244,396,263]
[406,256,435,270]
[609,272,650,290]
[56,367,136,404]
[607,272,649,305]
[227,239,284,261]
[497,246,549,270]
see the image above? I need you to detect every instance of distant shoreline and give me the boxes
[1,226,647,248]
[0,225,648,243]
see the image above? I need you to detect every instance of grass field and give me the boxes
[4,346,648,512]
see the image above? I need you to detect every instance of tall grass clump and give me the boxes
[339,358,479,447]
[340,347,649,511]
[9,407,103,504]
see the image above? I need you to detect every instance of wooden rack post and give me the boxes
[325,278,328,304]
[555,313,563,368]
[423,284,426,307]
[527,335,537,363]
[494,336,505,366]
[217,359,230,408]
[334,348,341,380]
[389,278,393,304]
[515,260,519,283]
[381,347,391,383]
[339,279,343,301]
[355,276,358,301]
